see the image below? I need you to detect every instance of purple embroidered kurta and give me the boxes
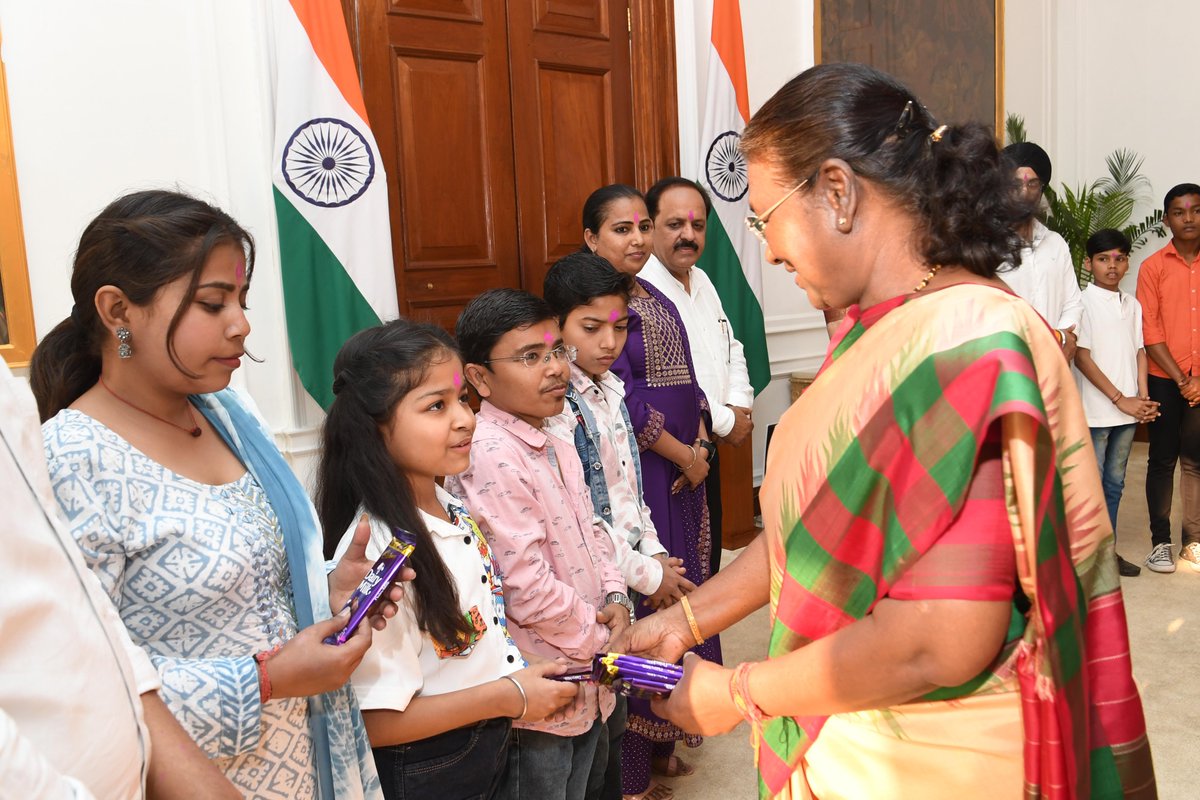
[610,278,722,753]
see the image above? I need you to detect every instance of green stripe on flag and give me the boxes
[696,209,771,393]
[274,187,382,410]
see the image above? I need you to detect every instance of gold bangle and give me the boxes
[680,595,705,645]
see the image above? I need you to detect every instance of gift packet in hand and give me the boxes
[555,652,683,699]
[324,529,416,645]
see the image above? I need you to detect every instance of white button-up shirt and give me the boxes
[639,256,754,437]
[335,485,524,713]
[1074,284,1144,428]
[0,363,159,800]
[999,219,1084,332]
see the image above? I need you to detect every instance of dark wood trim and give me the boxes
[629,0,679,189]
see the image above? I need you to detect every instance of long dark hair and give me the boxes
[740,63,1025,277]
[29,189,254,421]
[315,319,472,647]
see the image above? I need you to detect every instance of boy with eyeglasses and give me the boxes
[1000,142,1084,360]
[447,288,628,800]
[1073,229,1159,577]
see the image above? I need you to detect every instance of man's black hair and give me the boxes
[645,177,713,219]
[543,252,633,324]
[1164,183,1200,214]
[456,288,555,368]
[1085,228,1131,258]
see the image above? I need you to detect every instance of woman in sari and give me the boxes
[581,184,721,800]
[618,64,1156,799]
[30,190,400,800]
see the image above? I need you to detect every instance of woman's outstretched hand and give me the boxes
[650,654,742,737]
[328,515,412,629]
[610,603,695,663]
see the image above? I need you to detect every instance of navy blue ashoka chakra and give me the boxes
[282,117,375,208]
[705,130,748,203]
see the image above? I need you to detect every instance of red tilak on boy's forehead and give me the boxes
[609,309,620,321]
[453,372,462,388]
[544,331,555,343]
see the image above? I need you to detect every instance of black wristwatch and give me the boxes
[605,591,636,624]
[696,439,717,463]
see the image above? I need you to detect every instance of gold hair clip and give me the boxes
[929,125,949,143]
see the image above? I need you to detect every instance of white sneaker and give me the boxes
[1145,543,1176,574]
[1180,542,1200,573]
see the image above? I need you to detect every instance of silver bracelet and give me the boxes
[503,675,528,720]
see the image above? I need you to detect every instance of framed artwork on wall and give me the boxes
[0,27,34,367]
[815,0,1004,135]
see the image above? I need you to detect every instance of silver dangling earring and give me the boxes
[116,326,133,359]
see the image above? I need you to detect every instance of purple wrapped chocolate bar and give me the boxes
[553,652,683,699]
[324,529,416,645]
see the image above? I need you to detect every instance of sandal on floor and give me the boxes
[623,784,674,800]
[651,754,695,778]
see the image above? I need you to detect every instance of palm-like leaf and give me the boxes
[1043,147,1166,285]
[1005,113,1027,145]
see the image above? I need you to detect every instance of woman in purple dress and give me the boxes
[582,184,722,800]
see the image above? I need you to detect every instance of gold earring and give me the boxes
[838,217,847,226]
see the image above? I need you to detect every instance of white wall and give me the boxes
[1004,0,1200,285]
[0,1,325,480]
[676,0,822,484]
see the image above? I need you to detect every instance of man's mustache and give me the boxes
[674,239,699,251]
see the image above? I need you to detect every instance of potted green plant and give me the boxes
[1005,114,1164,286]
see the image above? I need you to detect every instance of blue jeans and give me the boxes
[1090,423,1137,536]
[373,717,511,800]
[499,717,606,800]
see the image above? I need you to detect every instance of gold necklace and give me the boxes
[912,264,942,293]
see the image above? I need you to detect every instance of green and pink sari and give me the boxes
[757,284,1155,799]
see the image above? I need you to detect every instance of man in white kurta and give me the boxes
[640,177,753,576]
[0,362,236,799]
[1000,142,1084,359]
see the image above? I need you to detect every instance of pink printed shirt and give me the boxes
[444,401,621,735]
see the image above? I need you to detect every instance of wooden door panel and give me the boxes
[537,67,612,266]
[533,0,609,36]
[357,0,519,327]
[387,0,482,20]
[508,0,634,294]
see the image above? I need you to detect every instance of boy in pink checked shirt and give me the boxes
[446,289,632,800]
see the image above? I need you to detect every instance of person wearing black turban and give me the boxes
[999,141,1083,365]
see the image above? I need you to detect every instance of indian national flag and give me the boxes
[695,0,770,394]
[271,0,398,410]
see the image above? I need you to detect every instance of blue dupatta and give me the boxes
[195,389,380,800]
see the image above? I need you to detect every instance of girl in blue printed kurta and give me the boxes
[315,320,578,800]
[33,190,388,800]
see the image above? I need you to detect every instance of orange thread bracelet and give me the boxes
[254,645,281,704]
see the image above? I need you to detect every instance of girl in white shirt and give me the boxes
[317,320,577,800]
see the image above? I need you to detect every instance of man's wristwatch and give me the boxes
[606,591,636,624]
[695,439,717,462]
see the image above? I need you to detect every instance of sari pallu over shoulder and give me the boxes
[756,284,1154,799]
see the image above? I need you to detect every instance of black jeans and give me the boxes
[1146,375,1200,547]
[374,717,511,800]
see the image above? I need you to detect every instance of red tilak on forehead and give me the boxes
[453,372,462,388]
[235,260,246,285]
[609,309,620,321]
[634,212,640,224]
[544,331,555,343]
[688,210,694,221]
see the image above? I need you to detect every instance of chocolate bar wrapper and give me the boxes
[324,529,416,645]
